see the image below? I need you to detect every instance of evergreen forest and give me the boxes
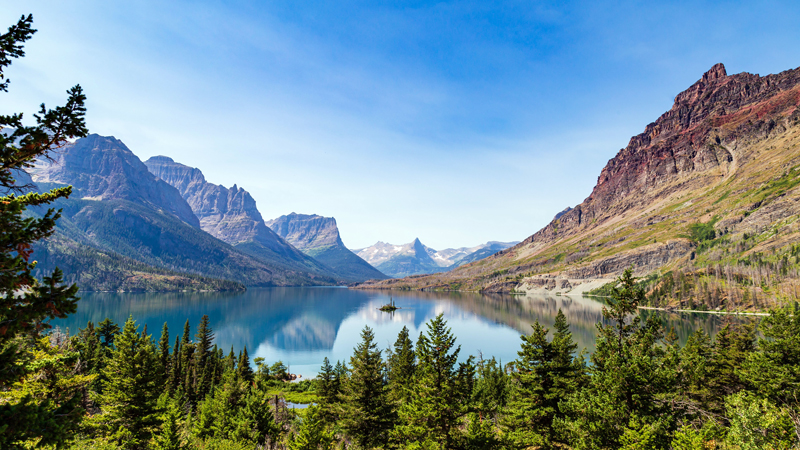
[5,12,800,450]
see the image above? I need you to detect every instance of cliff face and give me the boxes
[29,135,338,289]
[529,63,800,247]
[267,213,388,282]
[356,63,800,294]
[144,156,335,277]
[266,213,343,252]
[33,135,200,228]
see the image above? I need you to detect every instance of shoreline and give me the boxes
[637,305,770,316]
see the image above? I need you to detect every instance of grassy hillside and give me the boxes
[32,193,338,289]
[356,66,800,311]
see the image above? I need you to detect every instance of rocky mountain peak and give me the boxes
[31,134,200,228]
[702,63,727,82]
[266,213,343,251]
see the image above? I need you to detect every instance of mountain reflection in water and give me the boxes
[55,287,755,378]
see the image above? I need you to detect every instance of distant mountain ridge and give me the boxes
[266,213,388,282]
[355,63,800,304]
[30,134,338,290]
[143,156,334,278]
[354,238,518,278]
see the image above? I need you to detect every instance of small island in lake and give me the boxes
[378,298,399,312]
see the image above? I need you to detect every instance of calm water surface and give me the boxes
[54,287,754,379]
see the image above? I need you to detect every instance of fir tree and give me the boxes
[0,16,87,446]
[317,357,339,418]
[559,269,672,449]
[503,309,584,449]
[153,397,183,450]
[339,326,393,448]
[287,404,335,450]
[179,320,195,405]
[387,325,415,404]
[168,335,182,395]
[97,318,120,348]
[237,346,254,384]
[394,314,474,449]
[194,315,214,399]
[158,322,170,383]
[95,317,162,449]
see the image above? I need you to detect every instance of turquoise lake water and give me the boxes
[54,287,752,379]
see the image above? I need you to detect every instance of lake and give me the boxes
[54,287,754,379]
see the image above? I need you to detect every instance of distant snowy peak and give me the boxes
[353,239,519,278]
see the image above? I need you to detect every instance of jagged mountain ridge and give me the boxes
[355,63,800,296]
[354,238,518,278]
[30,135,338,289]
[266,213,388,282]
[143,156,334,278]
[33,135,200,228]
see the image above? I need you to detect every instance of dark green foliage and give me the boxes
[236,346,254,384]
[387,325,415,405]
[287,405,334,450]
[94,317,162,449]
[195,315,215,399]
[0,13,90,449]
[689,219,717,243]
[503,309,584,449]
[560,269,674,449]
[394,314,475,449]
[473,356,507,418]
[339,326,393,448]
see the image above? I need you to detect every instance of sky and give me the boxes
[3,1,800,250]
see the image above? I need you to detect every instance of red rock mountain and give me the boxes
[357,63,800,297]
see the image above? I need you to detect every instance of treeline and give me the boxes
[5,269,800,449]
[586,236,800,312]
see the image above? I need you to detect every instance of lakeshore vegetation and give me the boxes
[6,13,800,450]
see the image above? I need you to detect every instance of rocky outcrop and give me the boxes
[526,63,800,248]
[33,135,199,228]
[144,156,334,277]
[355,63,800,293]
[29,135,338,288]
[266,213,388,282]
[266,213,343,252]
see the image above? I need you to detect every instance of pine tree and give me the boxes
[558,269,672,449]
[339,326,393,448]
[394,314,474,449]
[317,357,339,417]
[153,397,183,450]
[287,404,335,450]
[503,309,584,449]
[387,325,415,404]
[232,381,279,445]
[0,18,87,445]
[158,323,170,384]
[194,315,214,399]
[179,320,195,406]
[168,335,182,395]
[237,346,254,384]
[97,318,121,348]
[742,307,800,406]
[94,317,162,449]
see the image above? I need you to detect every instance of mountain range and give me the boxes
[26,134,515,290]
[356,63,800,310]
[29,135,338,290]
[353,239,518,278]
[266,213,388,282]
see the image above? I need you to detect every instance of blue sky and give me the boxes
[4,1,800,249]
